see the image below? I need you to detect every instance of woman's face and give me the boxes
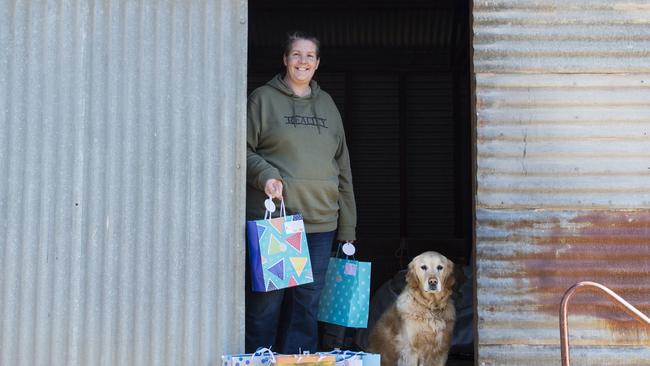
[283,39,320,87]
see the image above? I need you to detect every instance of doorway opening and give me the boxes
[248,0,474,363]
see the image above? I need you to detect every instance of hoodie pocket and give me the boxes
[282,177,339,225]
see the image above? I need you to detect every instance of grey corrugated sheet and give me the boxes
[0,1,247,365]
[474,1,650,365]
[476,73,650,209]
[474,0,650,73]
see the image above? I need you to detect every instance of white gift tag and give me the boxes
[284,220,305,234]
[264,198,276,213]
[342,242,356,256]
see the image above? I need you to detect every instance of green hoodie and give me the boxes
[247,74,357,241]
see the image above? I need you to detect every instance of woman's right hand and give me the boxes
[264,179,283,200]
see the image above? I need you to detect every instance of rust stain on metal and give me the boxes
[560,281,650,366]
[521,210,650,343]
[478,208,650,349]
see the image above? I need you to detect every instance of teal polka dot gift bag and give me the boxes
[317,243,371,328]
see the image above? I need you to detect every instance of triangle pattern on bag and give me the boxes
[286,233,302,253]
[267,259,284,280]
[266,279,278,291]
[288,275,298,287]
[269,217,284,233]
[290,257,308,277]
[267,234,286,256]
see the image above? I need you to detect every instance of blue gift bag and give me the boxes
[247,200,313,292]
[317,250,371,328]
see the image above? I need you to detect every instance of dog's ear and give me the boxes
[406,259,419,290]
[444,260,456,291]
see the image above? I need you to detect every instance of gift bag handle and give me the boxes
[342,350,363,359]
[250,347,276,364]
[263,197,286,220]
[335,241,356,261]
[318,349,361,364]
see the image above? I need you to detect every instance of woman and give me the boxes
[245,31,357,354]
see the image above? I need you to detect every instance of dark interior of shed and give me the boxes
[248,0,473,360]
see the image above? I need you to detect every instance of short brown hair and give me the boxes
[284,31,321,58]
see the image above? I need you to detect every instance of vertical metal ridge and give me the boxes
[3,2,24,365]
[149,2,169,365]
[215,0,232,350]
[35,2,58,363]
[182,1,206,363]
[166,2,187,364]
[216,0,247,355]
[51,1,72,363]
[147,1,162,365]
[206,3,226,361]
[94,0,109,357]
[70,0,91,363]
[0,18,9,366]
[116,2,140,364]
[134,0,156,362]
[21,2,44,365]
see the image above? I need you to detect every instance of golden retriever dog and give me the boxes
[368,251,455,366]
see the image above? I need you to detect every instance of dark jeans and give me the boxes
[245,230,335,354]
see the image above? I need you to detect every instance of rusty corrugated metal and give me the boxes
[474,1,650,365]
[476,209,650,365]
[0,1,247,365]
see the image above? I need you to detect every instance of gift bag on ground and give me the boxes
[317,350,380,366]
[336,354,362,366]
[247,199,313,292]
[316,351,360,366]
[334,354,361,366]
[356,353,380,366]
[273,354,335,365]
[317,244,371,328]
[222,348,276,366]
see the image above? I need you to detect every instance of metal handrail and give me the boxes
[559,281,650,366]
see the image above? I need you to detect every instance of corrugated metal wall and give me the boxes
[0,1,247,365]
[474,1,650,365]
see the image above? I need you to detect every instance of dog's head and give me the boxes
[406,251,455,296]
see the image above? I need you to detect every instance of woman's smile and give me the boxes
[284,39,320,89]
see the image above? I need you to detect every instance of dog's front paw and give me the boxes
[397,352,417,366]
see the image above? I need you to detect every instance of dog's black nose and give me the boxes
[428,278,438,289]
